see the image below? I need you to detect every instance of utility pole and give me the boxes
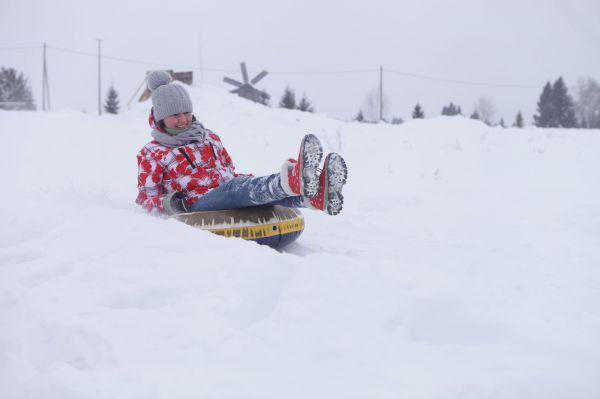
[198,33,204,85]
[42,43,45,111]
[42,43,51,111]
[379,65,383,122]
[97,39,103,116]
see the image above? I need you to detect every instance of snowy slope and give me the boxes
[1,84,600,399]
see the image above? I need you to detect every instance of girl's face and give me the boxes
[163,112,193,130]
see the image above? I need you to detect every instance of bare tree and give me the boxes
[473,96,496,125]
[361,87,391,123]
[575,77,600,129]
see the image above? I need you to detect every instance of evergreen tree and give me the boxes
[103,84,120,114]
[412,103,425,119]
[513,111,524,128]
[391,116,403,125]
[552,77,577,128]
[499,118,506,128]
[0,67,36,110]
[279,86,296,109]
[441,102,460,116]
[355,110,364,122]
[534,81,556,127]
[470,110,480,120]
[534,77,578,128]
[449,103,458,115]
[297,94,314,113]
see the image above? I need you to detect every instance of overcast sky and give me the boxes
[2,0,599,124]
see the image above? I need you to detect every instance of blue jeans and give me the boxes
[189,174,305,212]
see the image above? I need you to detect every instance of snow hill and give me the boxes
[1,83,600,399]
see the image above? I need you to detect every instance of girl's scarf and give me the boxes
[151,121,207,148]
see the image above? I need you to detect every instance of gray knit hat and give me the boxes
[147,71,193,122]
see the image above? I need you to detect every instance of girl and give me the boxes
[136,71,347,216]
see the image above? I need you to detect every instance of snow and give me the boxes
[1,83,600,398]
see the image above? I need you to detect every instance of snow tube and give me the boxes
[174,205,304,249]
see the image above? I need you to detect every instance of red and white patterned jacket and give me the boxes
[136,120,238,214]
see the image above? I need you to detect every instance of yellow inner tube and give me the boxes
[174,205,304,248]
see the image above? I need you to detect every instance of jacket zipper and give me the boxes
[209,143,218,161]
[178,148,197,169]
[179,143,226,180]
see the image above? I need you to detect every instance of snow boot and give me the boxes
[306,153,348,215]
[280,134,323,198]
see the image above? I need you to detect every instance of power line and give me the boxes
[385,68,540,89]
[268,69,377,75]
[46,45,96,57]
[0,45,41,50]
[46,45,237,72]
[103,55,234,72]
[3,43,545,89]
[45,45,379,75]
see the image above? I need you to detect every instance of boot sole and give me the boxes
[323,153,348,215]
[299,134,323,198]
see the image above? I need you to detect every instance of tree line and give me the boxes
[277,86,315,113]
[0,67,121,114]
[354,75,600,129]
[2,66,599,129]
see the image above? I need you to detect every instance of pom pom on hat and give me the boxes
[147,70,173,92]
